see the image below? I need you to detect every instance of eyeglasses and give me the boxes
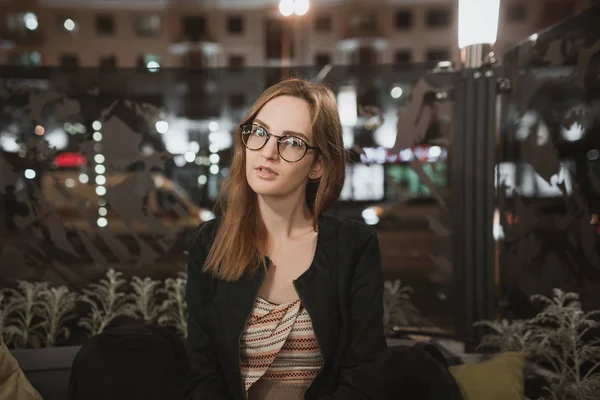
[240,123,318,163]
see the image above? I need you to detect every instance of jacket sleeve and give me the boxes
[318,230,387,400]
[184,238,234,400]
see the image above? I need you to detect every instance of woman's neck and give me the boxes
[256,191,315,241]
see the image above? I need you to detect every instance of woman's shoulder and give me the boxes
[188,216,223,252]
[321,214,377,241]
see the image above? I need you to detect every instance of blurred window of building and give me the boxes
[314,14,332,33]
[227,15,244,34]
[136,13,162,37]
[395,10,413,30]
[96,15,115,35]
[426,7,452,28]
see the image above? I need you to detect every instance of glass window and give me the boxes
[314,53,331,66]
[426,8,451,28]
[228,55,245,68]
[314,15,332,33]
[506,3,527,22]
[395,49,412,64]
[395,10,413,30]
[96,15,115,35]
[183,16,206,40]
[60,54,79,68]
[136,14,161,36]
[227,16,244,34]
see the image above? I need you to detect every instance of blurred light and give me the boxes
[399,148,414,162]
[197,175,207,185]
[95,175,106,185]
[189,141,200,153]
[0,134,20,152]
[24,169,36,179]
[210,165,219,175]
[529,33,538,41]
[79,173,89,184]
[74,123,87,134]
[428,146,442,158]
[361,208,378,220]
[364,216,380,226]
[93,132,103,141]
[24,13,38,31]
[587,149,599,161]
[97,217,108,228]
[174,155,186,167]
[64,19,76,31]
[562,122,585,142]
[184,151,196,163]
[98,198,107,206]
[208,121,219,132]
[208,132,219,143]
[294,0,310,16]
[195,156,203,165]
[95,186,106,196]
[45,129,69,150]
[92,121,102,131]
[279,0,294,16]
[154,176,165,188]
[390,86,403,99]
[65,178,75,188]
[98,207,108,216]
[337,86,357,126]
[156,120,169,134]
[94,154,105,164]
[209,154,220,164]
[95,164,106,174]
[141,144,154,156]
[209,144,219,153]
[35,125,45,136]
[147,61,160,72]
[200,210,216,221]
[458,0,500,48]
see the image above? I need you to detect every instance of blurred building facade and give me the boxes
[0,0,595,69]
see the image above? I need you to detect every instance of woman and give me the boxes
[185,78,386,400]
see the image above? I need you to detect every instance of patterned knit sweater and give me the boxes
[240,297,324,392]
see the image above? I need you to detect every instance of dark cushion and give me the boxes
[68,321,189,400]
[383,342,464,400]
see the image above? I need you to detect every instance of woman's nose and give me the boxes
[261,136,279,160]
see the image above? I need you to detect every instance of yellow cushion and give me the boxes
[449,351,525,400]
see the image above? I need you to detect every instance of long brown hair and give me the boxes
[202,78,346,281]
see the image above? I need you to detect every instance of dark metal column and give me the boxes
[452,68,498,345]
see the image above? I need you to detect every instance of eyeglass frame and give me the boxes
[239,122,319,163]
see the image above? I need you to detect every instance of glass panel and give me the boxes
[498,6,600,318]
[0,64,456,345]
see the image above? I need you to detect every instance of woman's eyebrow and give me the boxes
[253,118,311,142]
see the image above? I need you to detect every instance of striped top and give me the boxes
[240,297,324,392]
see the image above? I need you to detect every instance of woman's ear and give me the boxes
[309,156,324,180]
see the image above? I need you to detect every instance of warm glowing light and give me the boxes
[294,0,309,16]
[279,0,294,16]
[458,0,500,49]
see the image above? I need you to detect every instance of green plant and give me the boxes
[0,281,48,348]
[477,289,600,400]
[158,272,188,338]
[130,276,162,323]
[78,269,135,336]
[383,279,431,332]
[37,286,78,347]
[475,318,537,357]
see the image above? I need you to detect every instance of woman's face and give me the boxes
[244,95,323,198]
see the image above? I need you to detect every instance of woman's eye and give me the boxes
[288,138,303,147]
[254,128,266,136]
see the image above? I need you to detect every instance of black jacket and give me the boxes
[185,214,387,400]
